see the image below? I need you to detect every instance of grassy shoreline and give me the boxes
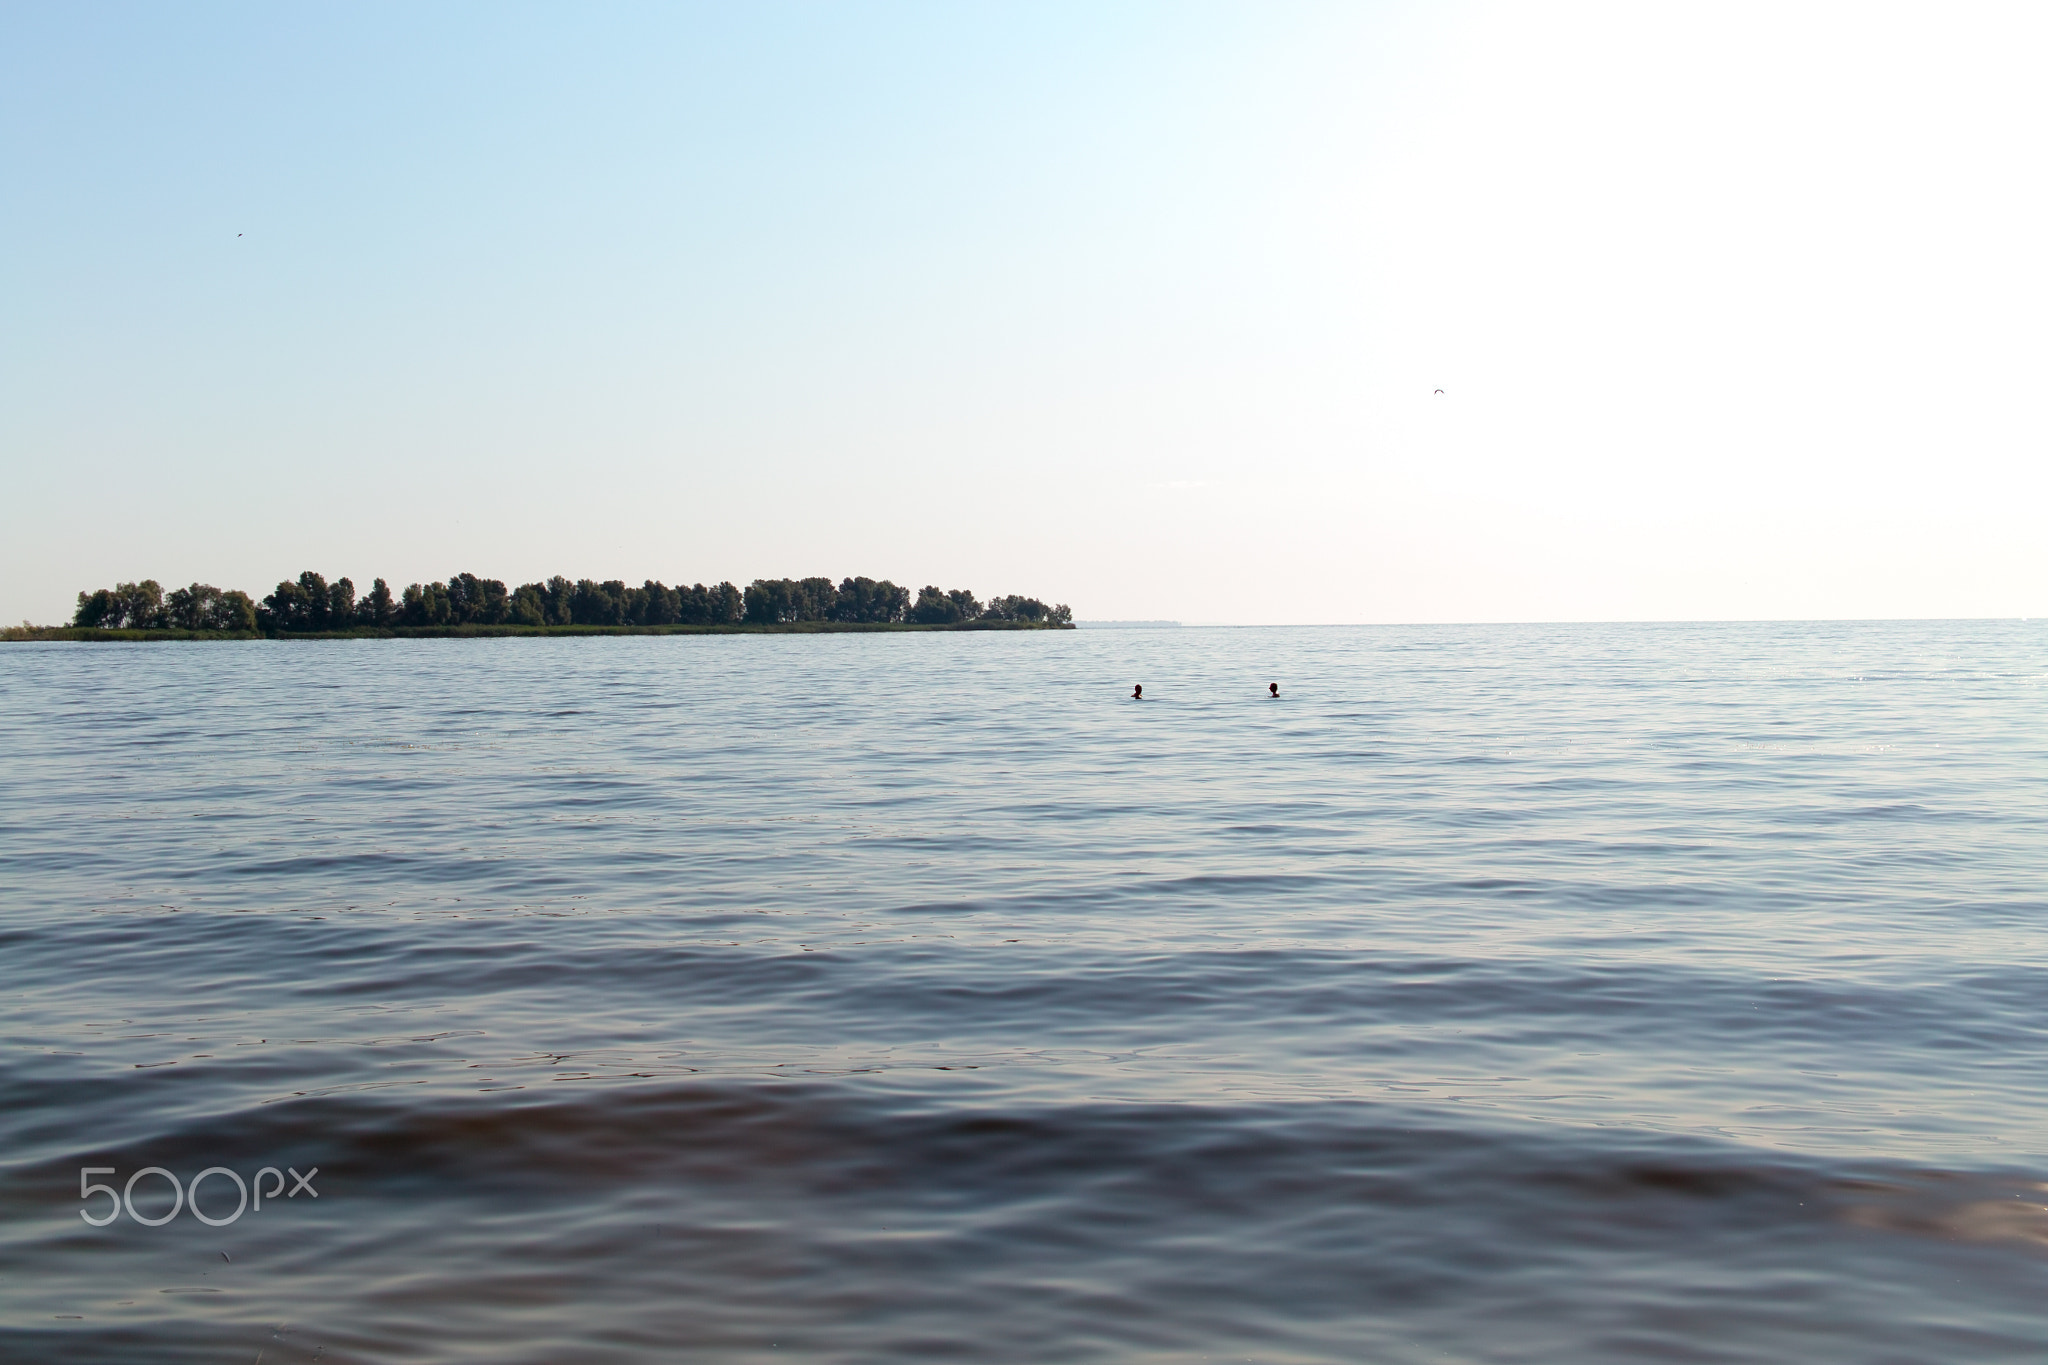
[4,620,1074,642]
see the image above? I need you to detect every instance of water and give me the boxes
[2,622,2044,1363]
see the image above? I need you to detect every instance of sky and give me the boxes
[3,1,2044,624]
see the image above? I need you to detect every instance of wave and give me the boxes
[5,1084,2044,1363]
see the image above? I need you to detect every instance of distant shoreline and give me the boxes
[52,571,1073,636]
[3,620,1072,643]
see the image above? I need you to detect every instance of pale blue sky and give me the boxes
[4,2,2043,623]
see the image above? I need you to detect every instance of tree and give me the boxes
[399,581,452,626]
[910,586,954,624]
[983,594,1069,624]
[121,583,253,632]
[911,585,985,624]
[797,577,837,620]
[570,579,629,625]
[73,589,115,628]
[833,578,870,622]
[544,577,574,624]
[745,577,852,624]
[673,582,709,625]
[509,583,548,627]
[72,581,171,628]
[638,580,683,625]
[165,583,224,630]
[511,577,576,626]
[122,581,165,628]
[360,578,396,628]
[832,577,909,623]
[744,579,797,624]
[710,581,744,624]
[123,581,164,628]
[252,571,352,631]
[259,579,310,631]
[444,573,508,625]
[295,572,331,630]
[329,576,357,629]
[212,591,258,631]
[65,569,1065,632]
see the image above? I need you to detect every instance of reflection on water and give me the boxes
[1,623,2045,1361]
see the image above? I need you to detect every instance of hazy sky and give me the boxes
[4,1,2043,624]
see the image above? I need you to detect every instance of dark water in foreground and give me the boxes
[2,623,2045,1363]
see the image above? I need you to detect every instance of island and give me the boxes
[10,573,1073,639]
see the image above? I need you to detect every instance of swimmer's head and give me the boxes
[1269,682,1278,696]
[1132,684,1143,699]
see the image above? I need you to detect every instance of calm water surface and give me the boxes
[1,623,2045,1362]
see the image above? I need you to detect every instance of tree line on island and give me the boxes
[71,572,1071,632]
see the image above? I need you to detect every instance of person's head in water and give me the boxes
[1269,682,1279,697]
[1132,684,1143,699]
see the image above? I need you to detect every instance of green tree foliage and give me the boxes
[262,571,359,630]
[126,580,166,627]
[749,577,910,624]
[329,576,357,628]
[360,578,396,628]
[637,580,677,626]
[742,579,799,624]
[72,590,114,628]
[910,585,981,624]
[216,590,260,631]
[257,575,316,631]
[832,577,910,623]
[72,580,165,629]
[509,583,548,626]
[299,572,332,629]
[507,577,575,627]
[569,579,629,625]
[399,581,451,626]
[441,573,505,625]
[158,585,256,631]
[711,581,744,624]
[165,583,220,630]
[66,570,1059,632]
[982,594,1072,625]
